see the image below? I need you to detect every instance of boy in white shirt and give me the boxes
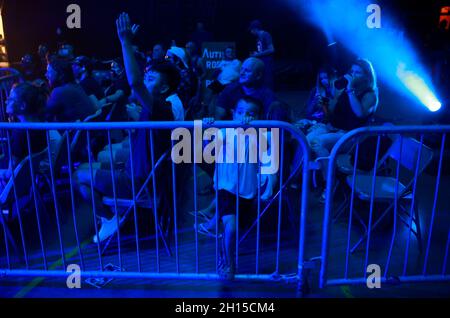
[209,96,278,279]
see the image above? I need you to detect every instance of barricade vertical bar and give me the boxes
[403,135,424,276]
[87,131,103,270]
[46,131,66,269]
[107,130,122,269]
[66,133,84,270]
[26,130,47,270]
[385,135,403,278]
[236,130,240,273]
[127,129,141,272]
[193,127,199,273]
[275,129,285,274]
[298,136,310,292]
[364,135,381,276]
[215,161,220,273]
[443,230,450,275]
[0,90,6,155]
[345,140,360,279]
[256,130,261,275]
[170,139,180,273]
[6,130,29,269]
[149,130,160,272]
[423,134,446,275]
[0,207,10,269]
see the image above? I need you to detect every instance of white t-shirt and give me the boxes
[166,94,185,121]
[214,130,278,200]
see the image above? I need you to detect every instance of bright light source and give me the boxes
[396,63,442,112]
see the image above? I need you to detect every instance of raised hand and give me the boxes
[116,13,133,45]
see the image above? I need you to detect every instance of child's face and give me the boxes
[233,100,260,121]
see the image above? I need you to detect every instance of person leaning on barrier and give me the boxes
[73,13,177,244]
[196,96,278,280]
[0,82,48,188]
[306,58,379,201]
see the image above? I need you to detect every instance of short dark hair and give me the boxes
[236,95,263,116]
[248,20,263,31]
[11,82,48,117]
[150,62,181,95]
[49,58,75,87]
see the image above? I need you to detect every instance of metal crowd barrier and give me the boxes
[0,121,311,292]
[320,125,450,289]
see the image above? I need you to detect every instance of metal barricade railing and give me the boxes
[0,121,311,292]
[320,125,450,288]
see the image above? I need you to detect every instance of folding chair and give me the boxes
[0,148,49,257]
[238,137,304,245]
[101,152,172,256]
[347,136,434,253]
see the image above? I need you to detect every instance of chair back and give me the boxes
[1,148,48,205]
[386,137,434,175]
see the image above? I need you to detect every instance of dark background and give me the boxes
[2,0,446,64]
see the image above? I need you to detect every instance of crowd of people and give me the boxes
[1,13,380,280]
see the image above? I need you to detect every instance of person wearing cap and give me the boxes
[166,46,198,109]
[248,20,275,89]
[72,56,105,105]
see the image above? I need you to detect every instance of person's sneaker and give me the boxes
[93,216,119,244]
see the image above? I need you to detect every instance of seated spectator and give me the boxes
[208,47,241,95]
[101,59,131,121]
[215,57,276,120]
[45,57,98,122]
[97,62,182,165]
[1,83,48,187]
[72,56,105,105]
[166,46,198,108]
[307,58,379,200]
[74,13,177,243]
[304,66,337,122]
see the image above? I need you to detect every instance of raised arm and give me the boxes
[116,13,153,114]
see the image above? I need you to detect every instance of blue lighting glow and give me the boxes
[289,0,442,112]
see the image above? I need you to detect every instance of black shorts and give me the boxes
[217,190,254,219]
